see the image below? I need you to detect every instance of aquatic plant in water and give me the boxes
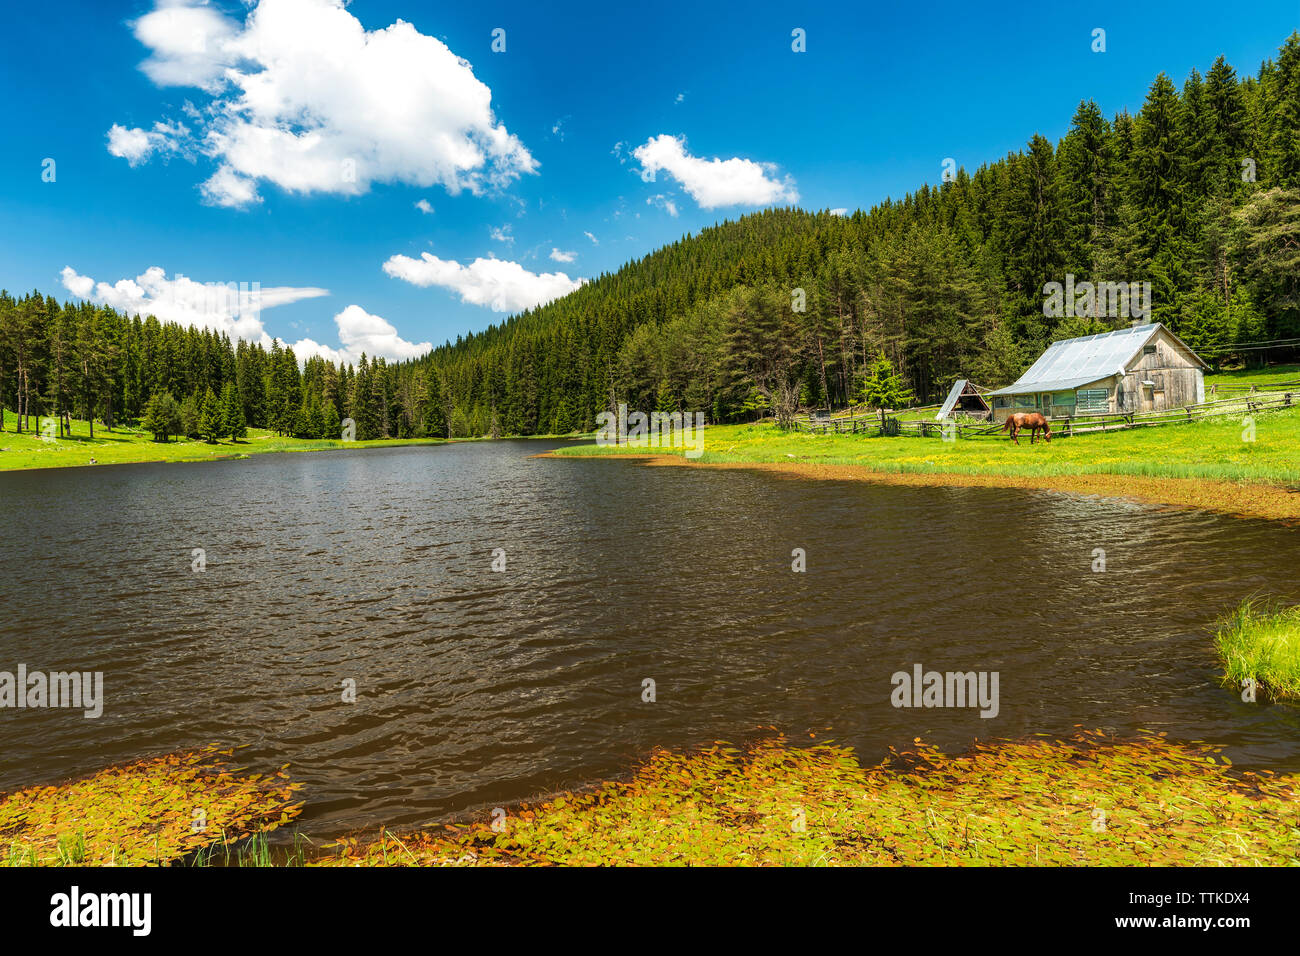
[0,744,304,866]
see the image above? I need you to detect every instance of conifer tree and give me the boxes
[199,386,222,442]
[144,391,183,442]
[221,380,246,440]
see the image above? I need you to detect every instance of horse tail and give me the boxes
[1001,417,1013,431]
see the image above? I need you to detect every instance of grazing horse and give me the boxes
[1002,412,1051,445]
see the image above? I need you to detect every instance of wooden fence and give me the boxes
[1207,379,1300,395]
[788,389,1296,440]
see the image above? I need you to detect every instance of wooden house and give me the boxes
[987,323,1209,422]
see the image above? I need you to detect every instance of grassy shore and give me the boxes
[4,732,1297,866]
[1216,601,1300,700]
[0,415,447,471]
[549,403,1300,523]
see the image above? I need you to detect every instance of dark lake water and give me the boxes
[2,439,1299,834]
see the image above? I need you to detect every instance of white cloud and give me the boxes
[61,266,428,366]
[133,0,241,93]
[489,224,514,244]
[107,122,186,166]
[293,304,431,365]
[383,253,584,313]
[414,198,434,214]
[549,248,576,263]
[584,231,598,245]
[61,269,95,299]
[830,207,849,216]
[631,134,797,209]
[647,193,678,217]
[59,266,328,344]
[113,0,536,207]
[201,164,261,207]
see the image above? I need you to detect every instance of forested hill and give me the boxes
[3,35,1300,441]
[417,33,1300,434]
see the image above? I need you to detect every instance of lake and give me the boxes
[2,439,1299,834]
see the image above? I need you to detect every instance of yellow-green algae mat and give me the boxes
[3,732,1298,866]
[0,745,304,865]
[317,730,1300,867]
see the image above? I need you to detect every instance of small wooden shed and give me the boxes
[935,380,991,420]
[987,323,1209,421]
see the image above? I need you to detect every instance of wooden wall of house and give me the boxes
[1119,328,1205,412]
[1118,368,1203,412]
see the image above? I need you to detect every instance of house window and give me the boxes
[1076,388,1109,415]
[1053,392,1076,408]
[994,397,1009,408]
[1143,345,1156,355]
[1014,395,1036,408]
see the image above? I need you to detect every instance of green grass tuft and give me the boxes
[1215,600,1300,700]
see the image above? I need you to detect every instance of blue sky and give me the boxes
[1,0,1297,364]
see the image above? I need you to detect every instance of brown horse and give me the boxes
[1002,412,1052,445]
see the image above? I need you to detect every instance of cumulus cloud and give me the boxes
[631,134,797,209]
[112,0,536,207]
[59,265,327,343]
[383,253,584,313]
[293,304,431,365]
[414,198,434,214]
[107,122,187,166]
[133,0,241,92]
[549,248,576,263]
[61,265,428,365]
[489,224,513,244]
[830,207,849,216]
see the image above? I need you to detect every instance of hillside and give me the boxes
[410,34,1300,435]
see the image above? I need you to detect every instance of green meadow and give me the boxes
[555,404,1300,485]
[0,413,446,471]
[1206,363,1300,388]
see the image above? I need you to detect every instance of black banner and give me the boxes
[0,866,1281,943]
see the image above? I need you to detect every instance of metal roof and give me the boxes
[936,379,968,419]
[934,379,990,419]
[987,323,1188,397]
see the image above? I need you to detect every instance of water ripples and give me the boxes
[2,439,1300,832]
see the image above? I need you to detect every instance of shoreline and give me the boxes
[0,433,449,473]
[6,730,1298,866]
[540,451,1300,526]
[0,432,592,474]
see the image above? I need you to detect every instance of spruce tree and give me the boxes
[199,386,222,442]
[221,381,246,440]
